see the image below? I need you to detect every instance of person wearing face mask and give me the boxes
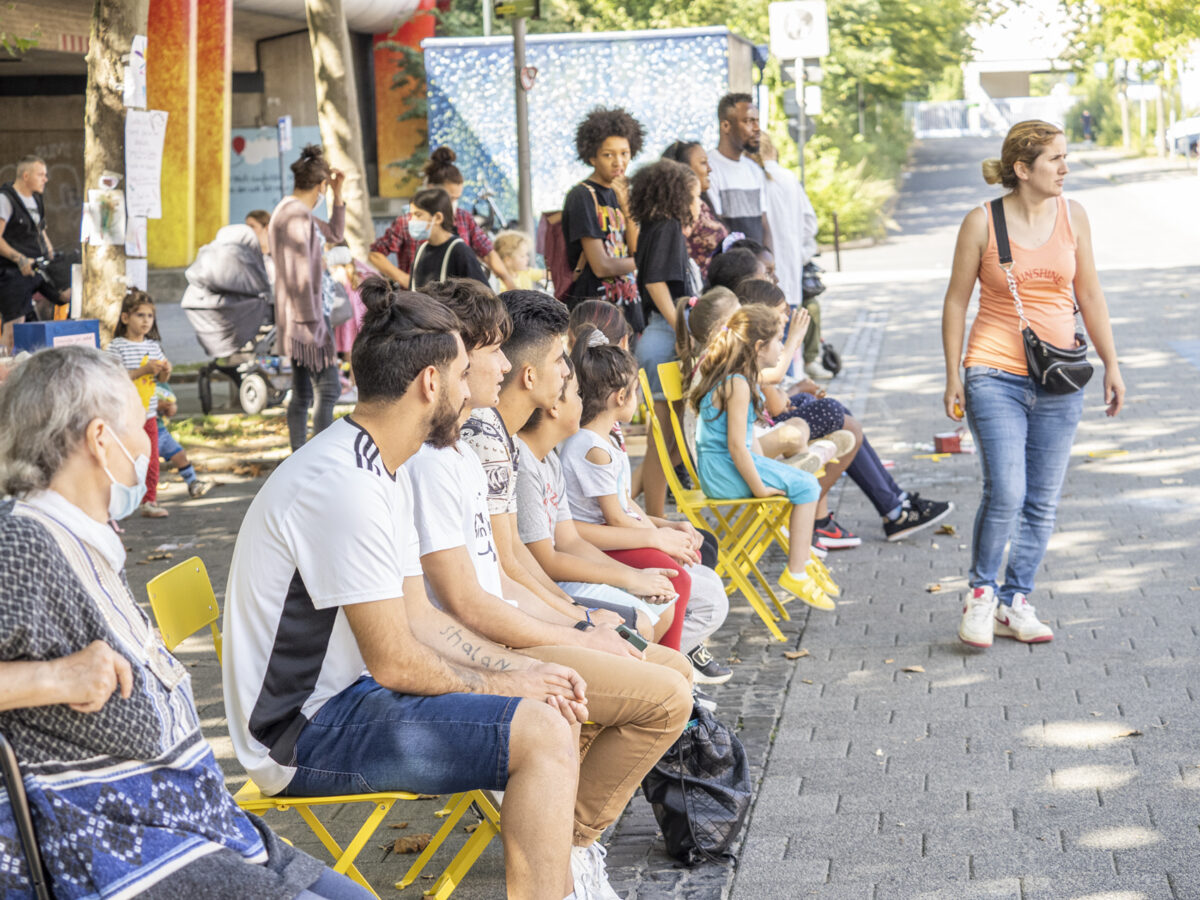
[367,146,516,291]
[0,346,372,900]
[268,144,346,452]
[408,187,491,291]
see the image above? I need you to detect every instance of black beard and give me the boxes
[426,393,465,449]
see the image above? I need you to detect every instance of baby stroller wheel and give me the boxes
[198,368,214,414]
[239,372,270,415]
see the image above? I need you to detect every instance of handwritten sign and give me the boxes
[125,109,167,219]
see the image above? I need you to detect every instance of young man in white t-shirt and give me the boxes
[707,92,772,248]
[223,281,589,900]
[409,280,692,900]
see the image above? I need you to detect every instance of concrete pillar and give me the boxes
[146,0,197,267]
[373,0,436,199]
[195,0,232,246]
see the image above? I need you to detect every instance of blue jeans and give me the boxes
[634,313,677,401]
[280,676,519,797]
[964,366,1084,605]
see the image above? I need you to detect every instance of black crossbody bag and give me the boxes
[990,198,1093,394]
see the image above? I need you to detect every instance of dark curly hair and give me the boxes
[423,145,464,186]
[629,159,699,228]
[575,107,645,165]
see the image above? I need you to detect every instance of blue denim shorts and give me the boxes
[634,313,678,401]
[280,675,519,797]
[157,421,183,460]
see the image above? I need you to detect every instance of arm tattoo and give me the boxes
[438,623,514,672]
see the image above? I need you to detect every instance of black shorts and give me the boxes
[0,267,36,324]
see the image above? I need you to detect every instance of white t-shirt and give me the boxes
[222,416,419,795]
[762,159,818,306]
[706,149,766,244]
[107,337,166,419]
[0,189,40,227]
[405,441,512,608]
[513,436,572,548]
[559,428,639,525]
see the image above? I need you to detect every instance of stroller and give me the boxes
[181,224,290,415]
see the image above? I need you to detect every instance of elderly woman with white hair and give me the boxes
[0,346,371,900]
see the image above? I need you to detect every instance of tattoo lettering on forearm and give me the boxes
[439,624,512,670]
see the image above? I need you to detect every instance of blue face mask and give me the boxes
[408,218,432,242]
[102,427,150,520]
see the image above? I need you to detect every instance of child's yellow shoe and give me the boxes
[805,559,840,597]
[780,567,835,611]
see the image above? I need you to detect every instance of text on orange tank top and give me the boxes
[963,195,1078,377]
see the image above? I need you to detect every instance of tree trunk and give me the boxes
[83,0,150,340]
[1155,69,1167,157]
[305,0,373,259]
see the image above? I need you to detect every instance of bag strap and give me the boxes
[989,198,1030,331]
[440,237,463,282]
[571,182,607,281]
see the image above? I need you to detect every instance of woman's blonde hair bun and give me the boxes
[981,158,1004,185]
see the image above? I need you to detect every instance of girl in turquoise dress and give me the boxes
[691,305,838,610]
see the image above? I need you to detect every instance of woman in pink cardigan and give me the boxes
[269,145,346,450]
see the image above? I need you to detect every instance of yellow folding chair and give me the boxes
[639,369,793,641]
[146,557,500,899]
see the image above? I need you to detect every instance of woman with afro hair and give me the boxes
[561,106,646,332]
[629,157,703,516]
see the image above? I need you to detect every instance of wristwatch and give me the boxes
[573,620,594,631]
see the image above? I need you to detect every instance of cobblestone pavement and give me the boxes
[118,140,1200,899]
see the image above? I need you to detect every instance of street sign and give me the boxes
[805,84,822,116]
[769,1,829,60]
[493,0,540,18]
[276,115,292,153]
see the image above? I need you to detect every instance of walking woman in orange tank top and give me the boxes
[940,120,1125,650]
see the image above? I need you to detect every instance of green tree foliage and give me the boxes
[1,3,41,57]
[1061,0,1200,69]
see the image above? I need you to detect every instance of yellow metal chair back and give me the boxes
[637,370,793,641]
[146,557,499,899]
[654,361,702,488]
[147,557,223,661]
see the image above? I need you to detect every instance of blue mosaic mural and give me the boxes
[423,28,747,224]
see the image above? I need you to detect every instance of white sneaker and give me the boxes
[570,842,620,900]
[959,586,997,648]
[805,360,832,381]
[994,594,1054,643]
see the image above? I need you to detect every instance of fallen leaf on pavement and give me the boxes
[1115,729,1143,738]
[146,552,174,561]
[727,657,742,664]
[884,658,894,664]
[389,834,433,855]
[389,822,409,830]
[926,584,943,593]
[784,649,809,660]
[936,524,957,536]
[464,822,480,834]
[902,665,925,673]
[801,679,814,684]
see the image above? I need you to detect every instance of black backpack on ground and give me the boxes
[640,703,752,866]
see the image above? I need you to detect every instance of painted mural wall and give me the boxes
[423,28,749,224]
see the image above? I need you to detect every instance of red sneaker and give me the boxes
[814,515,862,549]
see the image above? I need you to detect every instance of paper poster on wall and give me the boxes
[125,258,148,291]
[80,189,126,246]
[125,216,148,257]
[125,109,167,218]
[229,125,325,226]
[123,36,148,109]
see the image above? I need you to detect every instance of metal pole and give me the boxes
[513,16,534,234]
[833,212,841,272]
[483,0,492,37]
[796,65,806,188]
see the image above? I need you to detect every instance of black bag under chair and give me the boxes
[640,704,752,866]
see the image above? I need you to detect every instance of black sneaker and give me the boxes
[674,462,693,490]
[692,687,718,713]
[883,493,953,542]
[686,645,733,685]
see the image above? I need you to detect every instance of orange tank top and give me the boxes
[963,195,1078,376]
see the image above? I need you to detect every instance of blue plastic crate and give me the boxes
[12,320,101,353]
